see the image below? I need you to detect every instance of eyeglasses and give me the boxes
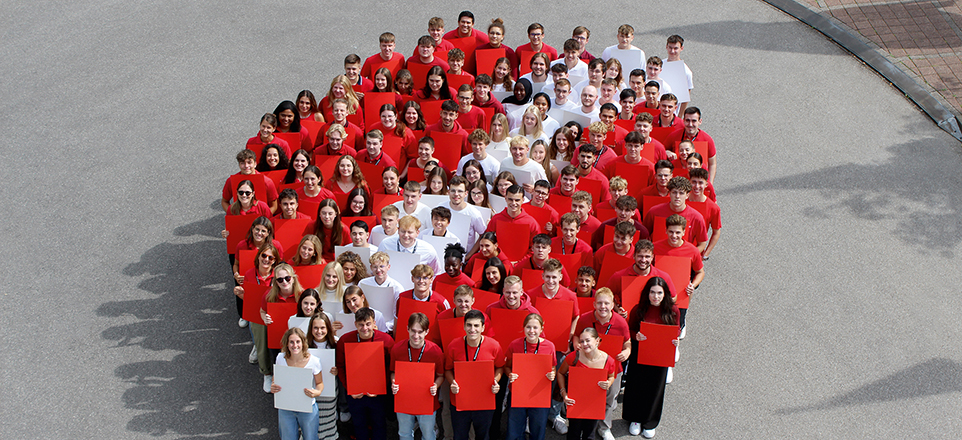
[276,276,292,283]
[260,253,275,261]
[237,190,253,196]
[414,276,432,282]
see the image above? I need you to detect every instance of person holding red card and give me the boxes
[505,313,557,440]
[623,277,679,439]
[335,308,394,440]
[445,310,505,440]
[557,327,619,440]
[572,289,630,440]
[391,313,445,440]
[258,264,305,393]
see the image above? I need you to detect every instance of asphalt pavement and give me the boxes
[1,0,960,438]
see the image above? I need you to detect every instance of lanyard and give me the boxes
[523,339,541,354]
[397,240,417,254]
[368,152,382,165]
[464,336,483,361]
[408,344,424,362]
[591,320,612,335]
[683,130,699,142]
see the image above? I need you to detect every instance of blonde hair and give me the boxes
[327,75,361,114]
[321,262,346,303]
[518,106,545,138]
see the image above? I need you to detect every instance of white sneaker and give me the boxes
[599,428,615,440]
[238,318,248,328]
[665,367,673,384]
[339,411,351,422]
[552,415,568,435]
[629,422,641,436]
[678,326,686,339]
[525,423,530,434]
[641,428,655,439]
[248,346,258,364]
[263,375,272,393]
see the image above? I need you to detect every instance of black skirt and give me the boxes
[620,363,668,430]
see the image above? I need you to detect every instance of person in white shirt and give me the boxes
[457,129,502,183]
[418,206,460,242]
[550,78,581,114]
[597,79,622,113]
[347,220,375,249]
[357,251,405,330]
[392,181,432,227]
[508,106,551,144]
[645,56,673,101]
[520,52,552,92]
[665,34,694,115]
[601,24,646,67]
[572,85,600,122]
[550,39,588,81]
[376,215,441,274]
[529,92,561,137]
[498,136,548,197]
[440,175,489,250]
[370,204,400,246]
[572,58,606,101]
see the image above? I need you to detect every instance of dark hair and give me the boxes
[444,242,466,261]
[307,313,337,348]
[296,289,322,317]
[479,257,508,293]
[432,206,452,222]
[350,220,370,232]
[422,66,452,100]
[354,306,376,323]
[284,149,311,184]
[633,277,676,325]
[273,100,303,133]
[344,187,373,217]
[464,309,485,325]
[314,199,345,245]
[256,143,290,172]
[278,188,298,203]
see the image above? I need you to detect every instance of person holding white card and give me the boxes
[663,35,692,115]
[271,327,324,440]
[498,136,548,197]
[307,314,339,440]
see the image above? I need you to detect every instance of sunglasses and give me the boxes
[237,190,253,196]
[276,276,292,283]
[260,253,275,261]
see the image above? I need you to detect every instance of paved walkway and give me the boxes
[797,0,962,129]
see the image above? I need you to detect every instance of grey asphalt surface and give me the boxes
[2,0,960,439]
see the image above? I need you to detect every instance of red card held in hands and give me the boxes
[273,218,312,259]
[438,317,466,354]
[566,367,608,419]
[496,221,532,262]
[532,297,574,349]
[345,342,387,395]
[598,335,625,360]
[396,297,439,342]
[636,322,679,367]
[653,255,691,308]
[266,302,298,349]
[489,308,529,353]
[511,354,552,408]
[394,361,437,415]
[364,93,395,129]
[453,360,495,410]
[596,251,632,288]
[225,214,259,253]
[241,283,270,325]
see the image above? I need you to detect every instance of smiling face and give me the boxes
[350,226,369,246]
[531,57,547,76]
[542,270,561,291]
[383,170,398,193]
[331,102,348,122]
[327,130,344,151]
[345,292,364,313]
[488,26,504,46]
[454,294,475,315]
[683,113,701,135]
[237,183,253,206]
[379,109,397,128]
[380,41,395,59]
[464,165,481,183]
[398,226,418,248]
[510,142,529,163]
[505,190,524,214]
[275,268,294,294]
[356,316,376,339]
[555,84,571,103]
[341,262,356,281]
[259,121,275,138]
[594,294,613,318]
[440,110,457,129]
[365,137,382,157]
[666,224,685,246]
[337,157,354,179]
[292,154,309,173]
[648,284,665,307]
[266,148,280,168]
[252,224,269,245]
[464,317,484,340]
[444,256,462,278]
[458,17,473,35]
[297,97,312,115]
[331,83,347,99]
[287,331,303,355]
[300,295,318,316]
[530,143,547,162]
[494,62,509,80]
[634,248,653,271]
[303,171,319,191]
[298,240,316,261]
[524,319,543,342]
[323,266,339,290]
[404,107,419,125]
[478,238,497,258]
[407,322,427,348]
[484,266,501,286]
[374,73,389,91]
[280,197,298,218]
[278,109,296,130]
[428,26,444,42]
[258,248,276,268]
[612,232,631,254]
[311,318,328,341]
[580,86,597,108]
[578,331,599,352]
[503,282,522,307]
[428,74,443,93]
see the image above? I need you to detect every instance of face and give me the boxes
[454,295,475,315]
[484,266,501,286]
[512,82,525,100]
[398,226,418,247]
[350,195,366,214]
[341,262,356,281]
[524,319,543,340]
[576,275,595,294]
[331,103,348,122]
[490,118,504,135]
[573,32,588,50]
[444,256,461,277]
[580,87,597,107]
[531,243,550,261]
[587,65,604,82]
[278,109,296,129]
[449,183,466,205]
[381,215,398,232]
[470,187,485,204]
[252,224,269,243]
[555,84,570,102]
[404,107,419,125]
[495,62,509,80]
[303,171,319,190]
[344,63,361,80]
[667,224,685,245]
[564,49,579,64]
[655,168,672,187]
[300,295,318,316]
[505,190,523,213]
[503,283,522,306]
[332,83,347,98]
[510,143,529,162]
[669,188,688,208]
[479,239,496,258]
[646,63,661,79]
[578,332,599,351]
[660,101,676,118]
[554,132,570,152]
[275,268,293,292]
[383,171,398,192]
[365,137,382,156]
[571,201,590,220]
[374,74,389,91]
[635,120,652,138]
[523,113,537,128]
[370,261,389,279]
[323,267,339,289]
[594,295,613,317]
[625,142,642,159]
[644,86,659,105]
[338,158,353,178]
[684,113,702,134]
[429,176,444,193]
[265,149,281,168]
[666,42,682,58]
[292,154,308,172]
[440,110,457,128]
[458,17,473,34]
[418,44,434,59]
[403,189,420,207]
[542,270,561,291]
[613,232,631,253]
[618,32,634,46]
[380,41,395,58]
[599,109,616,125]
[688,157,702,170]
[678,143,693,161]
[450,58,464,72]
[427,74,443,93]
[634,248,653,270]
[561,222,579,242]
[532,185,549,205]
[630,76,645,95]
[259,121,275,137]
[311,318,328,341]
[464,318,484,339]
[488,26,504,45]
[298,240,316,261]
[296,98,316,119]
[258,249,276,267]
[428,27,444,41]
[356,317,376,338]
[531,58,547,76]
[237,183,253,205]
[530,143,546,161]
[457,91,473,109]
[407,323,427,347]
[649,285,665,306]
[474,83,490,100]
[287,333,303,355]
[533,97,549,117]
[319,206,337,227]
[327,130,343,151]
[345,293,364,312]
[550,71,567,83]
[280,198,298,218]
[464,165,481,183]
[620,97,635,113]
[397,77,412,93]
[690,177,707,195]
[579,151,596,170]
[560,174,578,193]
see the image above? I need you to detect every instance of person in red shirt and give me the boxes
[273,189,311,220]
[391,312,445,440]
[472,74,506,115]
[655,93,683,135]
[526,259,580,336]
[633,80,659,116]
[312,199,351,262]
[444,11,490,45]
[643,177,708,251]
[362,32,406,80]
[605,240,677,317]
[314,100,365,154]
[653,214,705,339]
[411,17,457,58]
[639,160,673,197]
[551,165,580,199]
[398,264,451,318]
[663,107,717,182]
[434,243,476,290]
[247,113,292,159]
[516,23,558,61]
[425,100,471,156]
[464,232,515,276]
[444,309,503,440]
[222,149,279,214]
[380,166,402,196]
[438,285,493,326]
[526,180,560,235]
[512,234,572,286]
[572,126,617,173]
[344,54,374,99]
[593,221,637,273]
[632,112,669,163]
[504,313,557,440]
[687,168,721,259]
[602,131,656,182]
[570,145,612,206]
[553,212,593,265]
[570,191,601,238]
[591,196,648,250]
[467,18,517,76]
[415,66,458,103]
[335,308,395,440]
[455,85,486,132]
[314,123,358,159]
[355,130,398,169]
[367,103,416,164]
[557,327,620,439]
[486,275,541,316]
[408,35,451,72]
[295,165,336,204]
[574,267,597,298]
[470,185,541,258]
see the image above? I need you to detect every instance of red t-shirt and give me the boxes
[295,186,337,204]
[643,204,708,244]
[247,135,292,159]
[505,338,557,370]
[653,239,704,273]
[457,106,487,132]
[561,350,622,377]
[515,43,559,61]
[485,210,542,240]
[526,285,580,320]
[433,272,476,291]
[512,256,572,287]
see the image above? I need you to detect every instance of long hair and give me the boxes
[230,180,260,215]
[306,313,337,348]
[314,199,345,247]
[266,263,305,303]
[479,256,508,293]
[634,277,677,326]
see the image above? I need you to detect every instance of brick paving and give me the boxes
[802,0,962,115]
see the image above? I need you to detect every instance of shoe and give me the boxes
[525,423,530,434]
[263,375,272,393]
[339,411,351,422]
[665,367,673,384]
[552,415,568,435]
[238,318,248,328]
[678,326,686,339]
[599,428,615,440]
[641,428,655,438]
[248,346,258,364]
[629,422,641,436]
[675,348,680,362]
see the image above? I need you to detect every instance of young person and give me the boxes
[601,24,645,65]
[512,234,572,286]
[370,205,400,247]
[504,313,557,440]
[222,149,279,214]
[516,22,558,60]
[498,136,548,196]
[335,308,395,440]
[377,215,441,274]
[687,167,721,259]
[653,214,706,338]
[593,221,639,272]
[642,177,708,251]
[390,313,446,440]
[557,328,620,440]
[553,212,593,258]
[663,107,716,183]
[356,129,398,168]
[470,185,541,258]
[362,32,406,79]
[486,276,541,316]
[296,165,336,203]
[604,240,676,317]
[248,113,293,158]
[664,35,693,115]
[444,310,504,440]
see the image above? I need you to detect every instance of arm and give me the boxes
[391,372,398,394]
[707,156,716,184]
[696,240,707,253]
[492,366,503,394]
[688,267,705,295]
[260,307,273,325]
[617,338,631,363]
[432,373,443,396]
[703,229,720,258]
[556,361,573,405]
[222,197,232,213]
[445,370,459,394]
[308,370,324,398]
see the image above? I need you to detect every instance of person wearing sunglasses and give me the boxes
[253,263,305,393]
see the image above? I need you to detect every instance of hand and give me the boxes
[616,306,627,319]
[305,388,318,398]
[546,370,556,381]
[491,381,500,394]
[330,367,338,376]
[672,338,679,347]
[351,393,364,399]
[429,383,438,396]
[392,380,399,395]
[544,222,553,233]
[333,321,343,331]
[522,183,534,194]
[221,229,229,239]
[270,383,281,393]
[666,150,677,161]
[616,350,630,363]
[450,380,460,394]
[508,373,519,383]
[366,393,376,397]
[233,272,244,284]
[355,91,365,100]
[598,380,610,390]
[564,397,575,406]
[635,332,646,342]
[263,314,273,325]
[686,282,695,296]
[233,286,245,299]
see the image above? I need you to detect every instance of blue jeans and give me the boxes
[278,402,319,440]
[398,412,437,440]
[507,406,548,440]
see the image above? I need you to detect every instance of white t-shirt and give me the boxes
[392,201,433,230]
[377,236,441,274]
[439,201,489,250]
[369,225,397,247]
[550,58,588,79]
[499,158,548,195]
[457,153,502,184]
[275,353,322,403]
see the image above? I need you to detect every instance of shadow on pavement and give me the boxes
[726,141,962,257]
[643,20,842,55]
[775,358,962,414]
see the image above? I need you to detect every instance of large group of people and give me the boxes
[221,11,722,440]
